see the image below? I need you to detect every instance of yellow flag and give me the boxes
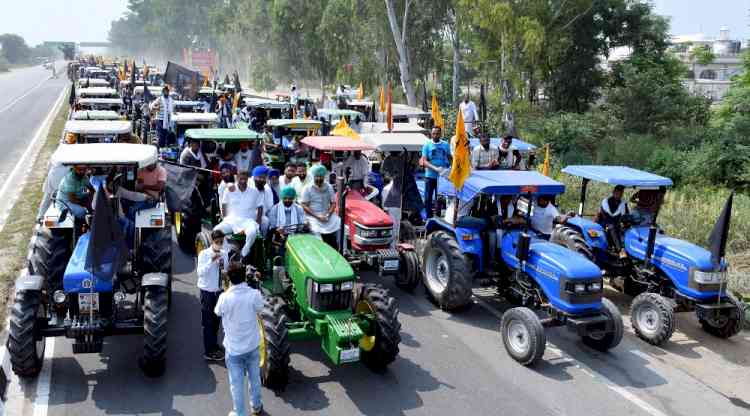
[357,82,364,100]
[431,92,444,129]
[378,86,385,113]
[331,118,361,139]
[542,144,551,176]
[449,108,471,190]
[232,92,241,113]
[203,75,209,87]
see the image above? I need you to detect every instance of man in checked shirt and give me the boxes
[470,133,500,170]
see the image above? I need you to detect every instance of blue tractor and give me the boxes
[556,165,744,345]
[420,170,622,365]
[9,144,172,378]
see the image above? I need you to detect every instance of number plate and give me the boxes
[78,293,99,313]
[340,347,360,363]
[383,259,399,270]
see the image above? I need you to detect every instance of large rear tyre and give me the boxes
[140,227,173,309]
[422,231,473,310]
[582,298,624,352]
[699,295,744,338]
[551,226,593,260]
[501,307,546,366]
[395,250,420,292]
[358,284,401,372]
[259,296,290,391]
[7,290,45,377]
[630,292,675,345]
[28,227,71,291]
[141,286,168,377]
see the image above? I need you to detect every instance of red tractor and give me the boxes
[302,136,421,291]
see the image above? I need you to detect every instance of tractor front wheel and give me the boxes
[395,250,420,292]
[259,296,290,391]
[699,295,743,338]
[422,231,473,310]
[7,290,46,377]
[358,284,401,372]
[582,298,623,352]
[501,307,546,366]
[141,286,168,377]
[630,292,675,345]
[28,227,71,291]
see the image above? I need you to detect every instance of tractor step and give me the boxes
[72,340,103,354]
[564,314,610,336]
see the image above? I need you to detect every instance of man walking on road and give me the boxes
[215,266,265,416]
[196,229,229,361]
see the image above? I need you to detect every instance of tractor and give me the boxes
[557,165,744,345]
[62,120,135,145]
[11,143,172,378]
[420,170,622,365]
[255,224,402,390]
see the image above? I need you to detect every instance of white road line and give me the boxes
[472,296,669,416]
[0,85,67,232]
[32,338,55,416]
[0,76,51,115]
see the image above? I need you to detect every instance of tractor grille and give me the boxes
[307,280,353,312]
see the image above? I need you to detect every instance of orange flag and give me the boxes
[378,85,385,113]
[449,108,471,190]
[386,82,393,132]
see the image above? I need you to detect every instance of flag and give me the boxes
[357,82,364,100]
[421,82,428,112]
[541,144,551,176]
[378,85,385,113]
[232,92,241,113]
[233,70,242,92]
[431,92,444,129]
[69,82,76,107]
[224,74,231,86]
[708,192,733,267]
[479,84,487,126]
[386,82,393,132]
[130,62,137,94]
[202,72,209,87]
[331,118,360,139]
[85,184,128,276]
[449,108,471,190]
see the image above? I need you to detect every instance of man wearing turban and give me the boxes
[300,165,341,249]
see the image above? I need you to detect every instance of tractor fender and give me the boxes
[425,218,483,270]
[141,272,169,288]
[565,217,607,250]
[15,271,44,292]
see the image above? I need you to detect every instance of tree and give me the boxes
[384,0,417,106]
[0,34,31,64]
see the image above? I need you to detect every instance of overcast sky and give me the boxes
[0,0,747,47]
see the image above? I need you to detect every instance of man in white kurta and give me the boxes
[213,170,259,259]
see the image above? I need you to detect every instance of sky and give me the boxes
[0,0,747,47]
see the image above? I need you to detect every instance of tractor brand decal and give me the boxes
[82,279,93,289]
[629,248,688,272]
[525,263,559,281]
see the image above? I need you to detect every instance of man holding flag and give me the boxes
[420,126,451,218]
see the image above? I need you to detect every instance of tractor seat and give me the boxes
[456,216,488,230]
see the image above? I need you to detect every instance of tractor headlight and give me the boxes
[692,269,725,284]
[319,283,334,293]
[574,283,586,293]
[53,290,67,304]
[589,282,602,292]
[340,281,354,291]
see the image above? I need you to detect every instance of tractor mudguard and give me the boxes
[15,271,44,291]
[424,217,454,235]
[501,230,603,315]
[142,272,169,287]
[455,226,483,271]
[624,227,723,300]
[565,217,607,251]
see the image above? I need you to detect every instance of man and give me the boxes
[531,195,573,238]
[247,166,275,240]
[234,141,252,174]
[490,195,525,259]
[279,162,298,189]
[292,163,309,198]
[290,83,300,107]
[498,134,516,169]
[217,94,232,128]
[180,140,207,168]
[249,139,265,172]
[136,162,167,199]
[471,133,500,170]
[341,150,370,190]
[57,165,92,219]
[420,127,451,218]
[268,186,307,250]
[214,171,260,263]
[459,95,479,133]
[630,188,662,225]
[149,86,174,148]
[382,151,423,246]
[217,165,237,204]
[196,229,229,361]
[214,265,265,416]
[268,169,281,205]
[595,185,629,227]
[301,165,340,249]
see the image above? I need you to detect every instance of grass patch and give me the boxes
[0,98,68,322]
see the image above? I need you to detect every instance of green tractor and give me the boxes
[255,225,402,390]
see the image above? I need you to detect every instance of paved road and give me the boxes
[6,234,749,416]
[0,62,67,190]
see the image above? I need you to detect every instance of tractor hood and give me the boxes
[528,240,603,280]
[343,192,393,227]
[625,227,713,271]
[286,234,354,282]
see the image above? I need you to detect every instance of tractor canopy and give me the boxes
[561,165,673,188]
[317,109,366,121]
[286,234,354,283]
[436,170,565,202]
[173,100,206,113]
[359,122,427,135]
[362,132,427,152]
[266,119,322,131]
[301,136,375,152]
[77,87,119,98]
[64,120,132,135]
[468,138,537,153]
[173,112,217,125]
[53,143,158,168]
[185,128,262,142]
[78,78,110,87]
[71,110,121,121]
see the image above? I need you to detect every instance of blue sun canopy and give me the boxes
[427,170,565,201]
[562,165,673,187]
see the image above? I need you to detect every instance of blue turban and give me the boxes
[268,168,280,178]
[252,165,269,177]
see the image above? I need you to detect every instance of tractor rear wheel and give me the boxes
[551,226,593,260]
[630,292,675,345]
[358,284,401,372]
[501,307,546,366]
[699,294,743,338]
[7,290,46,377]
[259,296,290,391]
[395,250,420,292]
[582,298,623,352]
[141,286,168,377]
[139,227,173,308]
[28,227,71,291]
[423,231,473,310]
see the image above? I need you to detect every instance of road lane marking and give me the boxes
[32,338,55,416]
[472,296,669,416]
[0,85,67,232]
[0,76,51,115]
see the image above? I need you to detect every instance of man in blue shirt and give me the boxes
[420,126,452,218]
